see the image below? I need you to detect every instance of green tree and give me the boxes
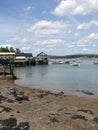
[9,47,15,52]
[16,48,21,53]
[6,46,9,52]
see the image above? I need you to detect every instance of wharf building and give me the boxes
[0,52,48,67]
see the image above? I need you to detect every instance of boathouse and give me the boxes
[35,52,48,65]
[0,52,15,59]
[15,53,35,66]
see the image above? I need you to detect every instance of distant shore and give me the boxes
[0,79,98,130]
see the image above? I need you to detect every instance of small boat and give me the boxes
[93,61,98,64]
[65,61,70,64]
[71,62,80,66]
[52,61,65,64]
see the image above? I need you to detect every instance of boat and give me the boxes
[93,61,98,64]
[71,62,80,66]
[52,61,65,64]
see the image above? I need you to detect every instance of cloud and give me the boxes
[24,6,33,11]
[0,44,15,49]
[9,20,70,47]
[21,46,30,51]
[74,32,98,49]
[23,6,34,16]
[66,43,75,48]
[52,0,98,16]
[20,38,28,44]
[35,39,65,46]
[27,20,70,37]
[88,33,98,40]
[82,48,89,52]
[77,23,91,30]
[77,20,98,30]
[90,20,98,26]
[7,19,98,55]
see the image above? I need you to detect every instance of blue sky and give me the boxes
[0,0,98,56]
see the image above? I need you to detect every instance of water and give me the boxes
[14,61,98,98]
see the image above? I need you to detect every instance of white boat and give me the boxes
[93,61,98,64]
[71,62,80,66]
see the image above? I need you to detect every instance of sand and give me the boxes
[0,79,98,130]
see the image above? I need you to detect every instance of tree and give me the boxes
[0,47,9,52]
[16,48,21,53]
[6,46,9,52]
[9,47,15,52]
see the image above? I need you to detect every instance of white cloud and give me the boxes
[82,48,89,52]
[27,20,70,37]
[53,0,98,16]
[0,44,14,48]
[77,20,98,30]
[22,46,30,51]
[92,44,97,47]
[88,33,98,40]
[35,39,65,46]
[24,6,33,11]
[90,20,98,26]
[35,48,46,53]
[7,19,98,55]
[23,6,34,16]
[8,20,71,54]
[20,38,28,44]
[74,32,98,50]
[66,43,75,48]
[77,23,91,30]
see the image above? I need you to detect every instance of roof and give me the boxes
[15,53,33,57]
[37,52,47,57]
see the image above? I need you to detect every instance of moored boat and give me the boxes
[93,61,98,64]
[52,61,65,64]
[71,62,80,66]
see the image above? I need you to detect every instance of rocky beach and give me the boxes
[0,79,98,130]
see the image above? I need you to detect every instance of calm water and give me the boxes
[14,61,98,98]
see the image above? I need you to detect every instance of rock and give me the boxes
[0,105,12,113]
[0,94,7,101]
[0,117,30,130]
[15,94,29,101]
[10,89,29,102]
[93,117,98,124]
[71,114,87,121]
[17,122,30,130]
[58,91,64,95]
[50,117,59,123]
[9,88,17,97]
[0,118,17,127]
[37,93,49,98]
[76,90,94,95]
[78,109,94,114]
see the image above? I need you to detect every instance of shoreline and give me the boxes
[0,80,98,130]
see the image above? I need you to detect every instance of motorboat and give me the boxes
[93,61,98,64]
[71,62,80,66]
[52,61,65,64]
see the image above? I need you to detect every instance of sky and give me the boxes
[0,0,98,56]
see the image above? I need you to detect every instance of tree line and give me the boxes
[49,54,98,59]
[0,46,21,53]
